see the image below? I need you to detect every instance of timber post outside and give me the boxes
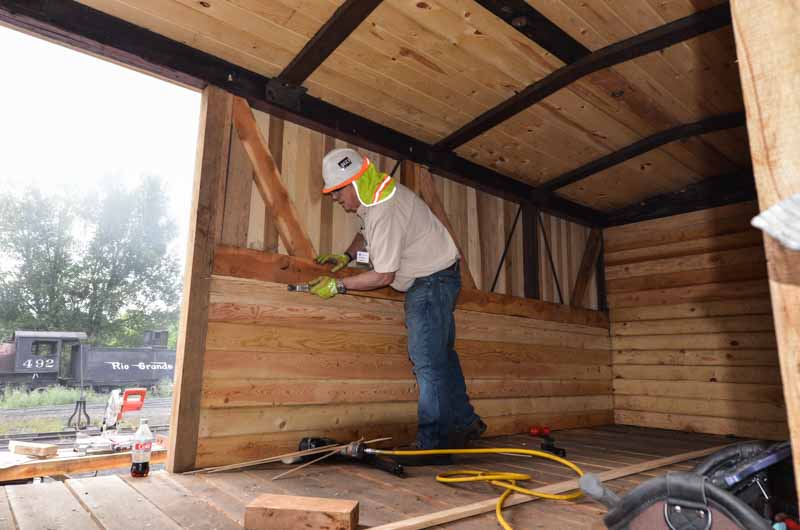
[731,0,800,500]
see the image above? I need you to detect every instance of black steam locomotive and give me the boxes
[0,330,175,391]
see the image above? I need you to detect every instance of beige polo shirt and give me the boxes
[357,182,459,292]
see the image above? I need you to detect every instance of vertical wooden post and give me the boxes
[522,203,540,299]
[168,86,233,472]
[731,0,800,497]
[264,117,283,253]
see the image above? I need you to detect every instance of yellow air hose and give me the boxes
[369,447,585,530]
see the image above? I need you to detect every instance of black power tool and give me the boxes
[296,437,405,478]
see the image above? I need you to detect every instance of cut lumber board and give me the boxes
[66,475,181,530]
[9,441,57,458]
[5,482,99,530]
[212,246,608,328]
[245,493,358,530]
[368,445,732,530]
[0,448,166,483]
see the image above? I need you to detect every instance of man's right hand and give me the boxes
[314,253,351,273]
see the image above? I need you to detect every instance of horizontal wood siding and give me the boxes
[186,99,607,469]
[196,277,611,467]
[605,202,788,439]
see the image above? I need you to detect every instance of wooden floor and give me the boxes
[0,425,739,529]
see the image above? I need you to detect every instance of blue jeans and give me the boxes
[404,262,481,448]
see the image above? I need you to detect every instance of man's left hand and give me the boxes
[309,276,341,299]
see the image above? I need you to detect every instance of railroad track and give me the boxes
[0,424,170,450]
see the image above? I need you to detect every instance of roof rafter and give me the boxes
[605,170,756,226]
[473,0,590,64]
[277,0,382,86]
[536,111,747,195]
[435,3,733,151]
[0,0,604,226]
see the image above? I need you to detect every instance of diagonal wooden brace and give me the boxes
[232,96,316,259]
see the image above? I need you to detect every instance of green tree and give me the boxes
[0,177,181,344]
[0,189,78,339]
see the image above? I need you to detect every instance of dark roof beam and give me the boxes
[536,111,747,196]
[473,0,589,63]
[605,171,757,226]
[436,3,732,151]
[277,0,382,86]
[0,0,604,227]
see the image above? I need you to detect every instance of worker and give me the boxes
[310,148,486,463]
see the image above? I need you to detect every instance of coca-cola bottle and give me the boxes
[131,418,153,477]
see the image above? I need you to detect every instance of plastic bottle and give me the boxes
[131,418,153,477]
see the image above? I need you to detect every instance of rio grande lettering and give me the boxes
[104,361,174,370]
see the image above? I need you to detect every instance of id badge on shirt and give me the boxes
[356,250,370,264]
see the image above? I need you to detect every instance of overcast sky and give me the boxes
[0,24,200,267]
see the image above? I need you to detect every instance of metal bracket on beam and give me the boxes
[265,79,309,112]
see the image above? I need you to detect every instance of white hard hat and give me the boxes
[322,148,369,193]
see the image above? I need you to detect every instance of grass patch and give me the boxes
[0,417,68,435]
[0,385,106,409]
[150,378,173,398]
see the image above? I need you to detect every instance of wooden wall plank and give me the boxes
[194,410,614,468]
[221,130,253,247]
[416,166,477,289]
[211,249,609,327]
[604,202,758,253]
[571,229,602,307]
[605,203,785,440]
[614,410,787,440]
[168,85,232,473]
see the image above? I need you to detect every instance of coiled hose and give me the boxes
[369,447,585,530]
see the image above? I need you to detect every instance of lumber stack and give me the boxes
[605,202,787,439]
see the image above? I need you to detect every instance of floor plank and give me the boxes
[0,488,17,530]
[5,482,99,530]
[4,427,739,530]
[67,475,182,530]
[164,472,248,525]
[122,472,241,530]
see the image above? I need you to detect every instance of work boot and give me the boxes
[390,441,452,467]
[447,419,488,449]
[465,418,488,440]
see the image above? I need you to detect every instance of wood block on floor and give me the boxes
[245,493,358,530]
[9,441,58,458]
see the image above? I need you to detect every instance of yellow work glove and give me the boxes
[309,276,345,299]
[314,253,351,273]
